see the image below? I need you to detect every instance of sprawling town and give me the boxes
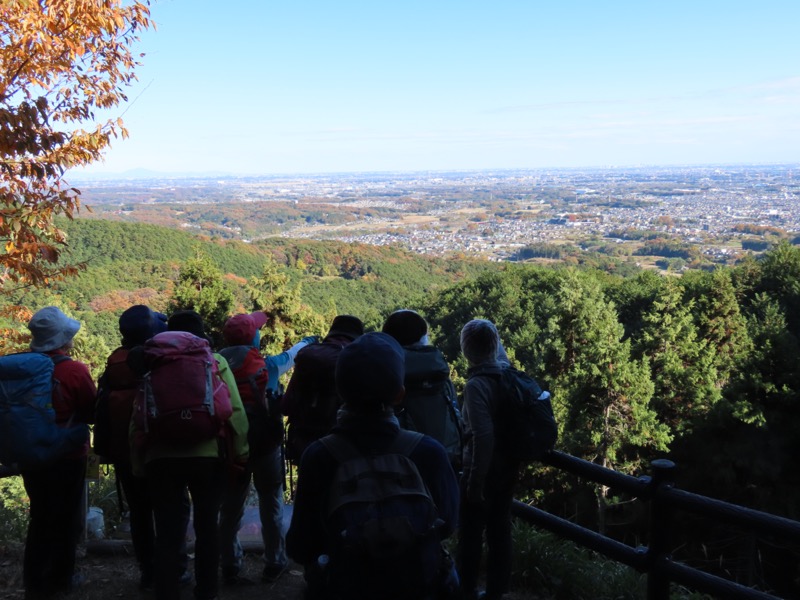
[77,164,800,264]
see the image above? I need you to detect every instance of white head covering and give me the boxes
[460,319,500,366]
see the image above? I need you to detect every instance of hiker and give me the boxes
[382,309,463,471]
[287,332,460,600]
[457,319,516,600]
[217,311,317,584]
[94,305,169,591]
[282,314,364,462]
[129,310,249,600]
[22,307,96,600]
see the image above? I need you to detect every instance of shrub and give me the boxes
[0,476,28,543]
[511,522,645,599]
[510,521,712,599]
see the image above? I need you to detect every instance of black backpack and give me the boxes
[473,365,557,462]
[319,430,445,600]
[94,347,139,463]
[284,340,347,461]
[397,345,463,469]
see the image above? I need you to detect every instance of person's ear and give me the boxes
[390,386,406,407]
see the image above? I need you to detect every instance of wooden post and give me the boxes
[647,459,676,600]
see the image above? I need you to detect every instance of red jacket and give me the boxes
[48,350,96,458]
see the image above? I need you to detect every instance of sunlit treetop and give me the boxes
[0,0,153,292]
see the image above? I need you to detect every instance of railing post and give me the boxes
[647,459,676,600]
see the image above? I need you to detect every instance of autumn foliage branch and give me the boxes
[0,0,153,292]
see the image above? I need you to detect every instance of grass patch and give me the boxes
[510,521,713,600]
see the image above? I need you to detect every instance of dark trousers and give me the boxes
[147,457,224,600]
[115,461,156,579]
[22,457,87,598]
[457,460,518,599]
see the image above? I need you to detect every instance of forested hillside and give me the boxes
[425,251,800,595]
[2,218,492,355]
[2,218,799,594]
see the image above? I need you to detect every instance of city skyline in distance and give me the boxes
[77,1,800,177]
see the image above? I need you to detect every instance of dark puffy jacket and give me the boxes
[282,334,352,461]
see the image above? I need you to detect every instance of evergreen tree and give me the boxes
[427,266,668,531]
[527,269,667,533]
[752,240,800,339]
[682,269,752,388]
[603,269,664,341]
[675,292,800,518]
[537,270,668,471]
[244,257,327,357]
[170,254,234,347]
[634,278,720,436]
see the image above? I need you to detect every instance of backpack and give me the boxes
[473,366,557,462]
[135,331,233,445]
[398,345,463,469]
[0,352,89,470]
[94,347,139,463]
[319,430,445,600]
[218,345,282,456]
[284,340,347,461]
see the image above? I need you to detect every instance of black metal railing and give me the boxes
[513,451,800,600]
[4,451,799,598]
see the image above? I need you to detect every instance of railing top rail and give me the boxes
[0,465,19,479]
[663,486,800,543]
[512,500,648,570]
[542,450,650,498]
[539,449,800,544]
[660,558,780,600]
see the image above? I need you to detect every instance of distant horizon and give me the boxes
[77,1,800,177]
[70,161,800,183]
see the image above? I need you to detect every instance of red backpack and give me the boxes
[135,331,233,445]
[219,345,269,409]
[219,345,283,457]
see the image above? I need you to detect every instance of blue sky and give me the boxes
[80,0,800,176]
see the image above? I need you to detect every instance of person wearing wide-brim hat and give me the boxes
[23,307,96,598]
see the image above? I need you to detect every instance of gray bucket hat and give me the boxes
[28,307,81,353]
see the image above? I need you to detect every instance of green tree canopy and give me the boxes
[170,254,234,347]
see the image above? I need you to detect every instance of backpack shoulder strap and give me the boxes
[320,430,425,464]
[48,353,73,418]
[50,353,72,366]
[319,433,359,464]
[389,429,425,457]
[468,364,499,380]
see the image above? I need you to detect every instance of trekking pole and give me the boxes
[284,419,296,500]
[287,455,295,501]
[114,465,126,519]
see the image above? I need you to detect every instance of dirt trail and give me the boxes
[0,543,306,600]
[0,540,545,600]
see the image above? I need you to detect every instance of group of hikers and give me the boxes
[6,303,546,600]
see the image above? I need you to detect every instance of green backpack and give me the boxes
[397,345,463,469]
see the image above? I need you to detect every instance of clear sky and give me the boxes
[79,0,800,176]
